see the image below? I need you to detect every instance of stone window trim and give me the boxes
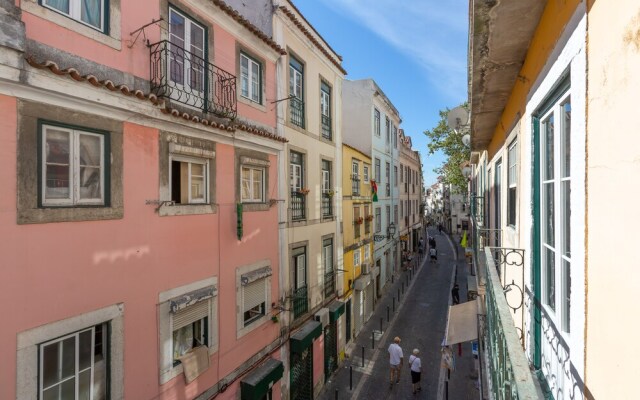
[159,277,218,385]
[21,0,122,50]
[17,100,124,225]
[236,43,267,111]
[236,260,273,339]
[16,303,125,400]
[236,149,271,212]
[159,131,218,216]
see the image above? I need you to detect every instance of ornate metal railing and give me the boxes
[321,114,332,140]
[351,176,360,196]
[471,195,485,227]
[321,193,332,218]
[290,192,306,221]
[324,270,335,298]
[482,247,540,399]
[149,40,236,118]
[292,285,308,319]
[290,97,305,128]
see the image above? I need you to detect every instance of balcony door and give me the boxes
[169,8,205,109]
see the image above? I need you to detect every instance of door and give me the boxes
[345,299,352,343]
[354,290,363,335]
[324,322,338,381]
[290,348,313,400]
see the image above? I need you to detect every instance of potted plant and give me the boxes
[355,217,364,225]
[365,214,374,221]
[326,190,335,197]
[297,188,310,195]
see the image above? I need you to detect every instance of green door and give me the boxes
[324,322,337,380]
[290,347,313,400]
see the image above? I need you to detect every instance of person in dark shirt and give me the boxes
[451,283,460,305]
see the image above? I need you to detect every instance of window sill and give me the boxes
[18,206,123,224]
[159,203,218,217]
[238,96,267,112]
[242,202,270,212]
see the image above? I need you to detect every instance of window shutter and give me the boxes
[243,279,266,312]
[173,300,209,331]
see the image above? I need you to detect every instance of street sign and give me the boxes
[373,235,386,242]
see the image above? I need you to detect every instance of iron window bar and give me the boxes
[321,114,332,140]
[290,191,306,221]
[290,97,305,128]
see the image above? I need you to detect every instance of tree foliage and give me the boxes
[423,103,470,194]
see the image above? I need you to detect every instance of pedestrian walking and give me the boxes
[429,247,437,263]
[408,349,422,394]
[388,336,404,388]
[438,223,443,234]
[451,283,460,304]
[429,236,436,249]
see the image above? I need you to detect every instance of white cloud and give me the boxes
[317,0,468,100]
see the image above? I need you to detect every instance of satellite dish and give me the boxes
[446,106,469,132]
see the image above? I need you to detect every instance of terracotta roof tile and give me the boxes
[25,56,287,143]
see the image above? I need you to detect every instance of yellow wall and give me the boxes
[486,0,581,159]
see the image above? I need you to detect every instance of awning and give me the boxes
[444,300,479,345]
[328,300,345,322]
[353,274,370,291]
[241,358,284,400]
[290,320,322,353]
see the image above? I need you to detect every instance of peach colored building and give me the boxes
[0,1,289,399]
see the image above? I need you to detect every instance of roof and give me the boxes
[26,57,287,143]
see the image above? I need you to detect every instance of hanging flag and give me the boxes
[371,180,378,202]
[460,230,468,248]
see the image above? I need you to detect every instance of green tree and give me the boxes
[424,104,470,194]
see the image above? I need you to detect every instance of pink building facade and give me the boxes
[0,1,288,399]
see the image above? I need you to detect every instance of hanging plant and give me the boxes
[355,217,364,225]
[297,188,310,195]
[365,214,374,221]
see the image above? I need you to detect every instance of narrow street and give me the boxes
[319,228,478,399]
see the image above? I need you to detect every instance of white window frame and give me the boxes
[540,91,572,334]
[240,53,262,104]
[375,207,381,233]
[374,109,381,136]
[363,165,370,184]
[241,165,265,203]
[364,245,370,261]
[353,248,361,267]
[290,151,303,192]
[507,139,518,227]
[321,86,331,118]
[159,277,218,384]
[169,7,206,104]
[375,158,381,183]
[41,124,106,207]
[170,154,209,204]
[322,160,331,193]
[42,0,105,31]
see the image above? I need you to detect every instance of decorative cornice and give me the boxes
[211,0,287,56]
[25,57,288,143]
[279,5,347,75]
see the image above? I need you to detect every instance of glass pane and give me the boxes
[78,369,91,400]
[251,62,260,102]
[60,377,75,399]
[81,0,102,29]
[241,57,249,98]
[563,259,571,332]
[79,134,101,167]
[544,183,555,246]
[242,179,250,200]
[173,324,194,360]
[79,166,102,200]
[46,164,70,200]
[61,337,76,380]
[191,175,204,201]
[46,0,70,14]
[79,330,93,371]
[544,115,554,180]
[562,99,571,177]
[546,248,556,311]
[42,386,59,400]
[563,180,571,256]
[46,130,71,164]
[169,11,185,44]
[42,342,61,388]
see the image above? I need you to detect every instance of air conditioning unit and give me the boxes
[315,308,330,328]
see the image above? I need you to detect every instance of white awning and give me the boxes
[444,300,479,345]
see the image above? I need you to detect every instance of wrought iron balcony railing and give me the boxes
[292,285,308,319]
[290,97,305,128]
[471,195,485,226]
[149,40,237,119]
[290,191,306,221]
[480,247,541,400]
[351,176,360,196]
[321,193,332,218]
[324,270,335,298]
[321,114,332,140]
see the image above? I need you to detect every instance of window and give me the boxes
[241,166,264,203]
[374,158,381,183]
[290,151,305,220]
[508,139,518,226]
[321,82,332,139]
[290,152,303,192]
[39,323,108,400]
[240,53,262,104]
[385,117,391,146]
[353,248,361,267]
[242,279,267,327]
[363,165,370,184]
[364,245,370,261]
[322,160,331,193]
[394,166,398,187]
[394,205,398,225]
[323,238,335,296]
[374,109,380,136]
[386,205,391,231]
[400,164,404,182]
[173,302,209,362]
[354,206,361,239]
[171,156,208,204]
[393,125,398,148]
[364,205,371,234]
[351,160,360,196]
[385,162,390,196]
[42,0,106,31]
[169,8,205,104]
[292,247,308,318]
[289,57,305,128]
[238,264,272,334]
[539,92,572,333]
[41,123,107,207]
[400,202,403,222]
[375,208,381,233]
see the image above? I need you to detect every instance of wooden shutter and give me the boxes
[173,300,209,331]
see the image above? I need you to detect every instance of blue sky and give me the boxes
[294,0,468,187]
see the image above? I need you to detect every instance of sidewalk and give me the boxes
[318,227,481,400]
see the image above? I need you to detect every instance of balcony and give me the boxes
[292,285,308,319]
[149,40,236,119]
[480,247,542,400]
[321,193,333,218]
[364,218,371,235]
[290,97,305,128]
[471,195,485,226]
[321,114,332,140]
[351,176,360,196]
[290,192,306,221]
[324,270,335,298]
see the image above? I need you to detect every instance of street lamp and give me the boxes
[387,222,396,239]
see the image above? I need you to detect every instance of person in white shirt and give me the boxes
[409,348,422,394]
[388,336,403,387]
